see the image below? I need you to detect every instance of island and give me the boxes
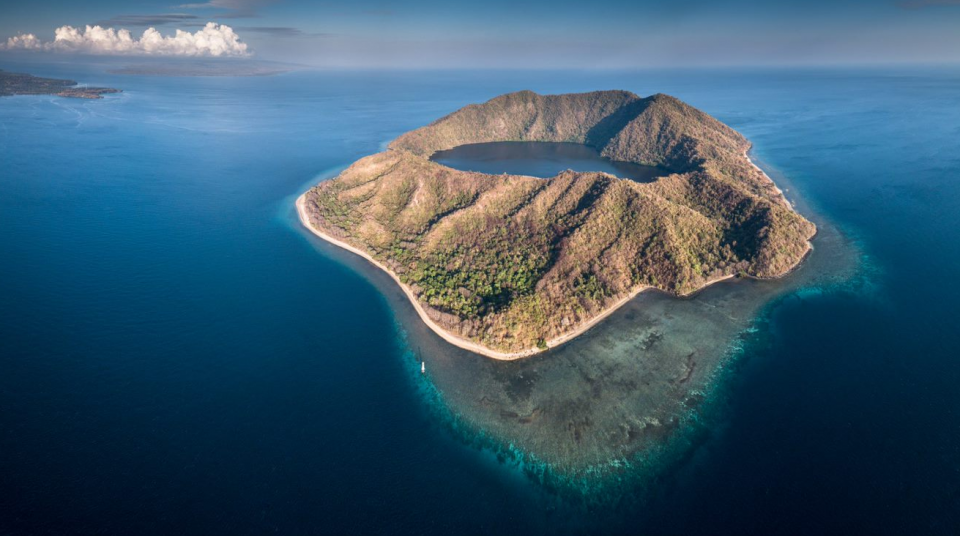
[298,90,815,359]
[0,69,121,99]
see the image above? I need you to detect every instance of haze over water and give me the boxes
[2,63,960,534]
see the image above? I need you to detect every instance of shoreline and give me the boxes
[297,193,540,360]
[744,145,816,262]
[745,146,792,208]
[296,193,774,361]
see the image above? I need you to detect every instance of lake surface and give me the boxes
[2,62,960,535]
[430,141,667,182]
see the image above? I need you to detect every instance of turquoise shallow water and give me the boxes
[2,61,960,534]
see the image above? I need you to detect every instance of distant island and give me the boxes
[298,90,815,359]
[0,69,120,99]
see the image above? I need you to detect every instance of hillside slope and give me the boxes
[301,90,815,355]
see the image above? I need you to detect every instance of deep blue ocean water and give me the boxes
[2,62,960,535]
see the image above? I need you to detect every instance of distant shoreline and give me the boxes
[297,193,755,360]
[0,69,120,99]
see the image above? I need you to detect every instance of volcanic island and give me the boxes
[297,90,815,359]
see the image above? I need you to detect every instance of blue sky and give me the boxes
[2,0,960,67]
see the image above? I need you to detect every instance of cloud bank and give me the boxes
[2,22,248,57]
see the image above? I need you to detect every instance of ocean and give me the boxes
[2,61,959,535]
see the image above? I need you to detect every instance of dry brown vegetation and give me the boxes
[303,90,815,353]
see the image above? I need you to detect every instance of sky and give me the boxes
[1,0,960,67]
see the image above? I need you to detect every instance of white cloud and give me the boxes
[1,22,249,57]
[5,33,42,50]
